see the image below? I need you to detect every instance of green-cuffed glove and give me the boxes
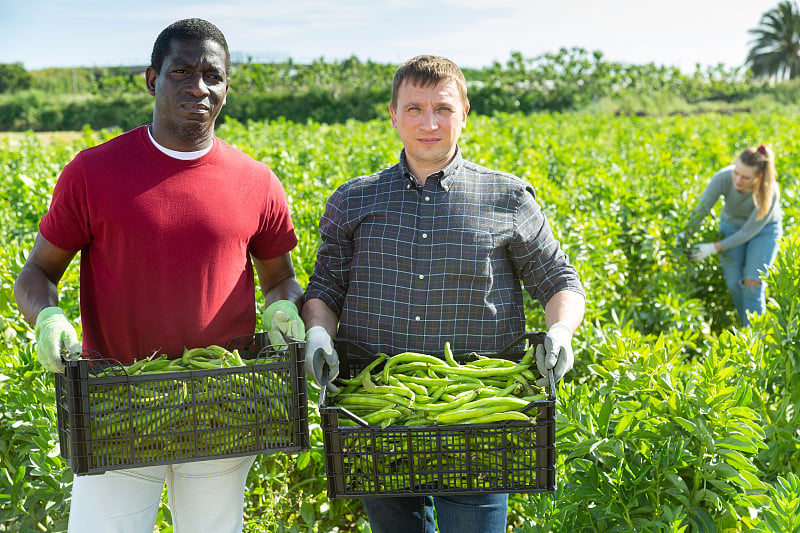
[34,307,81,374]
[261,300,305,349]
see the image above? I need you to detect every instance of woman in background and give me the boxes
[681,144,782,327]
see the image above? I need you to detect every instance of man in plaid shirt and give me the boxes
[302,55,585,533]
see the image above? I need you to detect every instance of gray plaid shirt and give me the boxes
[305,148,585,356]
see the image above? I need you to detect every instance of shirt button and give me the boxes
[406,184,411,189]
[425,196,430,201]
[422,233,428,239]
[418,274,424,280]
[415,316,421,321]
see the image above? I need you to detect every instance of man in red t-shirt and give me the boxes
[14,18,303,533]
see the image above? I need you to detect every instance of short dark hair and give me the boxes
[391,55,468,108]
[150,18,230,75]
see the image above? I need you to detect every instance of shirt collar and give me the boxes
[399,147,463,191]
[147,125,213,160]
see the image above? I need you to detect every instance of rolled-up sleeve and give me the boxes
[304,186,353,314]
[511,185,585,307]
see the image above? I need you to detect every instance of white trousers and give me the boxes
[67,455,256,533]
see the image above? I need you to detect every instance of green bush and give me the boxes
[222,87,391,125]
[0,92,152,131]
[0,63,32,94]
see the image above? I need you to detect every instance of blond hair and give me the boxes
[739,144,777,220]
[391,55,469,108]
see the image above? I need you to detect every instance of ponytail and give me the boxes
[739,144,776,220]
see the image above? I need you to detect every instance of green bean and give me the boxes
[392,374,450,388]
[186,359,223,370]
[403,415,435,426]
[512,373,535,396]
[434,405,516,424]
[465,411,531,424]
[382,361,440,377]
[465,358,515,368]
[426,383,448,402]
[441,395,539,414]
[124,358,149,375]
[519,344,536,366]
[419,389,480,413]
[442,382,482,395]
[134,354,172,373]
[443,342,459,367]
[362,372,415,405]
[334,353,389,389]
[445,374,485,386]
[388,375,429,397]
[432,362,532,379]
[363,407,403,425]
[381,352,450,382]
[334,394,401,410]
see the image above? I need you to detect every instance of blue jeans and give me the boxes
[362,493,508,533]
[718,219,782,327]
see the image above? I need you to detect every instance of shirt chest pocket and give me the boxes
[430,230,496,280]
[351,213,413,273]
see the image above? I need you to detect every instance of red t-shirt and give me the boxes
[39,126,298,363]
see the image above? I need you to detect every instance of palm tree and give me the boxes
[746,0,800,81]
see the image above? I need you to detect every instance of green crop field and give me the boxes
[2,111,799,532]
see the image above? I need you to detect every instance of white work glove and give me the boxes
[688,242,717,262]
[535,322,574,387]
[261,300,305,349]
[34,307,81,374]
[304,326,339,391]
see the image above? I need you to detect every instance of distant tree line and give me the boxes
[0,49,767,131]
[0,56,782,130]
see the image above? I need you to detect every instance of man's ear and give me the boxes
[389,104,398,128]
[145,66,157,96]
[222,78,230,106]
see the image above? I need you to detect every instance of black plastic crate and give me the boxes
[55,333,308,475]
[319,332,556,498]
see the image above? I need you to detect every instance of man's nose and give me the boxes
[420,110,438,130]
[186,73,209,96]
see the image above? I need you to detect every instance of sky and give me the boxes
[0,0,784,72]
